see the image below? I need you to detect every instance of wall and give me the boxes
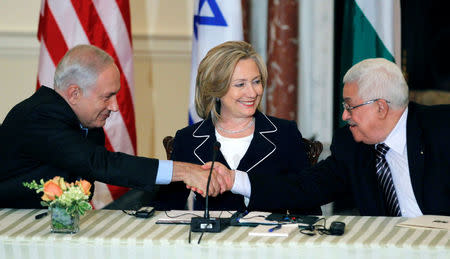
[0,0,194,160]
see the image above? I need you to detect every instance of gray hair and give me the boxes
[54,45,115,94]
[343,58,409,109]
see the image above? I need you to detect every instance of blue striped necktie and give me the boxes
[375,143,401,216]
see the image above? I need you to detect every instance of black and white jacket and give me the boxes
[156,110,319,214]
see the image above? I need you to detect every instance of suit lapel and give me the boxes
[358,143,387,214]
[237,112,277,173]
[193,112,277,172]
[405,104,425,208]
[192,119,216,164]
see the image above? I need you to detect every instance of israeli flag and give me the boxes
[189,0,243,124]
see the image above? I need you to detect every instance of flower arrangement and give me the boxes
[24,176,92,215]
[24,176,92,233]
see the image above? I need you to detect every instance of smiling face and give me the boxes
[219,58,263,121]
[342,81,385,144]
[73,64,121,128]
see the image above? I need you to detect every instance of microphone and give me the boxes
[190,141,229,236]
[204,141,221,219]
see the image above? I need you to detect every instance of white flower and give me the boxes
[58,186,89,207]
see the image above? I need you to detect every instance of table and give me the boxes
[0,209,448,259]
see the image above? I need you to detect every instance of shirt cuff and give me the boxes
[230,170,251,198]
[155,160,173,184]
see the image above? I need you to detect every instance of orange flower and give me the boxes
[42,180,63,201]
[77,180,91,196]
[56,176,68,191]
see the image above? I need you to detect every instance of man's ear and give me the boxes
[66,85,82,105]
[376,99,389,119]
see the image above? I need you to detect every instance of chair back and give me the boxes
[163,136,174,159]
[301,138,323,165]
[163,135,323,165]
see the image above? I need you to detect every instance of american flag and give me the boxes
[36,0,136,209]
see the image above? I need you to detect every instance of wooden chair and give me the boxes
[163,136,323,165]
[163,136,175,160]
[302,138,323,165]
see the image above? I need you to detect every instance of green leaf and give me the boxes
[40,201,50,207]
[67,206,76,215]
[77,201,92,215]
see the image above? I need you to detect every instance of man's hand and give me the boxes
[172,161,227,197]
[202,161,235,191]
[187,161,235,195]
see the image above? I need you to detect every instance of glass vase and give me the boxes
[50,205,80,234]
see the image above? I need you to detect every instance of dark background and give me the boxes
[333,0,450,131]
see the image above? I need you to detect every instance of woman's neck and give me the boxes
[215,117,255,138]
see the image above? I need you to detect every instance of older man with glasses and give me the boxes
[251,58,450,217]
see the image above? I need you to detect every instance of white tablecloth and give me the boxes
[0,209,448,259]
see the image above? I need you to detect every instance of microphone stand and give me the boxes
[203,144,217,219]
[189,141,229,243]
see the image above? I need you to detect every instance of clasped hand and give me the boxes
[186,161,235,197]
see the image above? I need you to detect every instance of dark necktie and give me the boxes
[375,143,401,216]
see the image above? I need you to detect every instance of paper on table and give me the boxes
[156,210,235,224]
[238,212,319,226]
[248,224,298,237]
[396,215,450,230]
[238,211,278,225]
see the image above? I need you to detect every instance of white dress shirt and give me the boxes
[215,130,253,206]
[379,107,423,217]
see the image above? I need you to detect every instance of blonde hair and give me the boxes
[195,41,267,123]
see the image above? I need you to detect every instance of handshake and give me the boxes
[173,161,235,197]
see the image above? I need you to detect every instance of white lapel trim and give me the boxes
[245,113,277,173]
[192,120,209,164]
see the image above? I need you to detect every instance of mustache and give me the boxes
[346,120,357,126]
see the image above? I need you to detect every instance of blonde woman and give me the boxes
[157,41,319,214]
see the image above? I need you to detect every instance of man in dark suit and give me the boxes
[207,58,449,216]
[0,45,227,208]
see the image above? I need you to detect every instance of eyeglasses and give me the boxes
[342,99,390,114]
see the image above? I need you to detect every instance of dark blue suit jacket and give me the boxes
[258,102,450,216]
[156,111,320,214]
[0,86,159,208]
